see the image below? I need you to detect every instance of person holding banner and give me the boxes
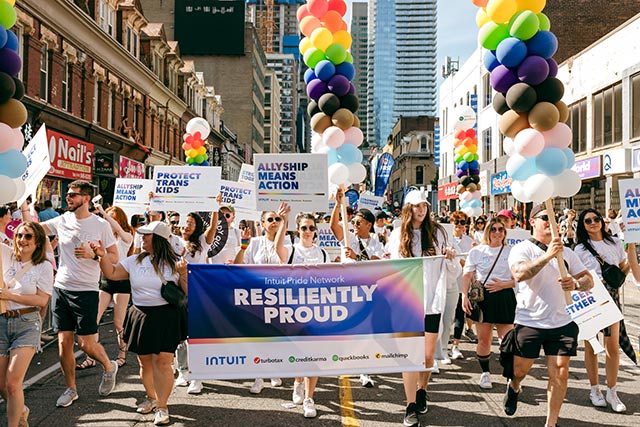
[387,188,458,427]
[91,221,188,426]
[461,217,515,390]
[573,208,630,413]
[234,206,290,395]
[0,222,54,427]
[507,204,593,427]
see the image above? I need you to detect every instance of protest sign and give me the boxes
[506,229,532,247]
[238,163,255,184]
[618,178,640,243]
[149,166,221,214]
[316,223,341,262]
[112,178,154,221]
[254,153,328,212]
[219,179,259,221]
[358,193,384,212]
[18,124,51,206]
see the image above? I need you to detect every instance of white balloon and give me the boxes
[453,106,476,131]
[347,163,367,184]
[13,178,26,202]
[186,117,211,140]
[0,175,18,204]
[311,135,327,153]
[503,137,515,156]
[524,174,554,203]
[472,206,483,217]
[472,190,483,200]
[460,191,472,201]
[328,163,349,185]
[552,169,581,198]
[510,179,531,203]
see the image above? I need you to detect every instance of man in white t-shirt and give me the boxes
[506,204,593,427]
[32,180,120,407]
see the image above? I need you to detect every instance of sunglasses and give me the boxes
[490,227,505,233]
[352,220,365,226]
[535,215,549,222]
[584,216,602,225]
[224,213,232,219]
[265,217,282,223]
[16,232,34,240]
[170,220,179,225]
[453,220,468,225]
[476,221,485,225]
[66,192,86,198]
[300,225,316,232]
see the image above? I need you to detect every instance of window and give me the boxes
[416,166,424,185]
[569,99,587,153]
[593,82,622,149]
[482,73,492,108]
[107,6,115,37]
[98,0,106,31]
[482,128,492,162]
[93,80,100,124]
[107,87,115,130]
[61,56,69,110]
[420,136,428,152]
[15,26,23,81]
[39,44,49,101]
[633,73,640,140]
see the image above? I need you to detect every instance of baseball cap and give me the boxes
[137,221,171,240]
[404,188,431,207]
[529,204,546,219]
[220,205,235,214]
[497,209,515,219]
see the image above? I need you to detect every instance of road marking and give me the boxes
[339,376,360,427]
[24,350,84,389]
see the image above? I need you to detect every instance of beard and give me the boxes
[67,204,79,213]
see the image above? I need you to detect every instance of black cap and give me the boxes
[356,209,376,225]
[376,211,389,220]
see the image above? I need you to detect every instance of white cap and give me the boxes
[403,187,431,207]
[137,221,171,241]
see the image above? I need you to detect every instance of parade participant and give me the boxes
[38,200,60,222]
[387,188,458,427]
[573,208,629,412]
[22,181,119,407]
[234,205,290,394]
[497,209,516,229]
[507,204,593,427]
[0,206,11,246]
[605,208,621,237]
[274,212,327,418]
[92,221,187,426]
[0,222,54,427]
[208,206,241,264]
[374,211,390,245]
[558,209,577,248]
[472,216,487,244]
[461,218,515,389]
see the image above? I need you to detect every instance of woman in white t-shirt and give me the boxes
[92,221,187,426]
[461,217,515,391]
[0,222,54,427]
[574,208,629,413]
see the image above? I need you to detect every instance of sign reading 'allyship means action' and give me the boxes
[619,178,640,243]
[112,178,154,221]
[186,258,433,379]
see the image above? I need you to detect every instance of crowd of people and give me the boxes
[0,181,637,427]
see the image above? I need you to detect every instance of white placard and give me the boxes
[316,223,341,262]
[506,228,532,247]
[18,124,51,206]
[219,179,260,221]
[618,178,640,243]
[112,178,154,221]
[358,193,384,212]
[254,153,328,212]
[149,166,221,214]
[238,163,254,184]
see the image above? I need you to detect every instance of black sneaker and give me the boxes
[403,402,418,427]
[415,388,428,414]
[503,382,519,416]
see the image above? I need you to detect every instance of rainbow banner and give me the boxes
[187,258,445,379]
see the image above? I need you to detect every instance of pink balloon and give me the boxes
[0,123,19,152]
[296,4,310,22]
[343,127,363,147]
[542,123,572,149]
[308,0,328,19]
[514,128,544,157]
[322,126,345,148]
[10,127,24,150]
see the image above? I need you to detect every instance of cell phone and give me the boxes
[92,194,103,205]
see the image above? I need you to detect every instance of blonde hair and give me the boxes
[481,218,507,246]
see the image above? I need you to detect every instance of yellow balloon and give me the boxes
[486,0,518,24]
[476,8,490,28]
[456,146,469,156]
[310,27,333,52]
[468,145,477,154]
[516,0,546,14]
[299,37,312,55]
[7,0,16,5]
[332,30,352,50]
[198,146,206,156]
[186,148,197,158]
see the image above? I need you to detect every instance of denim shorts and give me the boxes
[0,311,43,356]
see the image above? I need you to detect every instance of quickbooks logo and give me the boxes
[332,354,370,362]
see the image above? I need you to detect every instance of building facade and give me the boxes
[263,69,282,153]
[266,53,298,152]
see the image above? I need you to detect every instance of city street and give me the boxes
[3,282,638,427]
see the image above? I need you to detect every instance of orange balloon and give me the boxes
[300,16,321,37]
[321,10,345,34]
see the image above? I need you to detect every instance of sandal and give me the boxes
[76,356,96,370]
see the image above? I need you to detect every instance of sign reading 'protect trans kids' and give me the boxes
[186,258,432,379]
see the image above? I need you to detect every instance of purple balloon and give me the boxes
[328,74,351,97]
[304,68,317,85]
[335,62,355,81]
[526,31,558,59]
[315,60,336,81]
[0,48,21,76]
[518,55,550,86]
[469,168,480,176]
[496,37,527,68]
[348,83,356,95]
[483,50,500,72]
[307,79,328,101]
[546,58,558,78]
[457,169,467,178]
[490,65,519,94]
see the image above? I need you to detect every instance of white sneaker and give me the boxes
[440,357,452,365]
[479,372,492,389]
[154,408,170,425]
[250,378,264,394]
[303,397,317,418]
[359,374,374,387]
[430,361,439,374]
[187,380,203,394]
[270,378,282,387]
[292,381,305,405]
[175,372,188,387]
[450,345,464,360]
[589,387,606,407]
[606,387,626,412]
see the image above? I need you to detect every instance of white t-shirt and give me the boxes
[115,234,133,261]
[0,231,11,246]
[44,212,116,292]
[607,219,622,237]
[508,239,586,329]
[289,242,327,265]
[387,227,448,259]
[120,254,180,307]
[473,230,484,244]
[574,237,626,280]
[453,234,474,255]
[1,244,54,310]
[182,234,209,264]
[463,244,513,282]
[244,235,289,265]
[341,231,385,262]
[209,227,241,264]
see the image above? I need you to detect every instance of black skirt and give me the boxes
[469,288,516,324]
[123,304,183,355]
[99,278,132,295]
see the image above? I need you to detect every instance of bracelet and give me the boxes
[240,238,249,251]
[93,254,100,261]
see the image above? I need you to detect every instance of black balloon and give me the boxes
[340,93,359,113]
[307,100,320,117]
[506,82,537,113]
[535,77,564,104]
[469,175,480,184]
[0,72,15,103]
[12,77,24,100]
[459,176,471,187]
[318,93,340,116]
[492,92,510,115]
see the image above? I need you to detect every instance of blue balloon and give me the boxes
[335,62,355,81]
[4,30,18,52]
[200,160,209,166]
[304,68,317,85]
[315,60,336,81]
[526,30,558,59]
[0,25,7,50]
[496,37,527,68]
[327,148,339,165]
[336,144,359,165]
[483,50,500,72]
[0,149,27,178]
[458,161,469,171]
[535,147,566,176]
[469,160,479,170]
[469,199,481,209]
[563,148,575,169]
[507,154,537,181]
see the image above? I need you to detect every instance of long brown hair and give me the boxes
[106,206,135,256]
[13,222,48,265]
[399,203,446,258]
[136,234,179,276]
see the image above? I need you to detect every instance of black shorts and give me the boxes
[513,322,579,359]
[424,313,442,334]
[99,278,132,295]
[52,287,99,336]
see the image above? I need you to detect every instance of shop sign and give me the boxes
[46,130,94,180]
[602,148,630,176]
[437,182,458,201]
[120,156,146,179]
[94,152,118,176]
[491,171,512,195]
[572,155,600,179]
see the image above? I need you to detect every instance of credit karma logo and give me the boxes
[288,355,328,363]
[253,357,283,364]
[332,354,370,362]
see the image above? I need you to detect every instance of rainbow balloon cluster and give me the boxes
[453,107,483,217]
[299,0,366,187]
[182,117,210,166]
[0,0,28,204]
[474,0,580,203]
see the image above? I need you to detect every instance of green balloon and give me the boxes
[304,48,326,69]
[509,10,539,41]
[0,1,16,29]
[455,154,464,164]
[345,52,354,64]
[195,154,205,164]
[203,153,209,161]
[537,13,551,31]
[463,152,475,162]
[478,22,510,51]
[325,44,347,65]
[186,156,195,164]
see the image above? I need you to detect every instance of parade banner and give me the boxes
[358,193,384,212]
[506,229,532,248]
[254,153,328,212]
[316,223,341,262]
[618,178,640,243]
[149,166,221,213]
[112,178,154,221]
[219,179,260,221]
[187,258,444,379]
[374,153,394,197]
[238,163,254,184]
[18,124,50,206]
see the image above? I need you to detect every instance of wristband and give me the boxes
[240,238,249,251]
